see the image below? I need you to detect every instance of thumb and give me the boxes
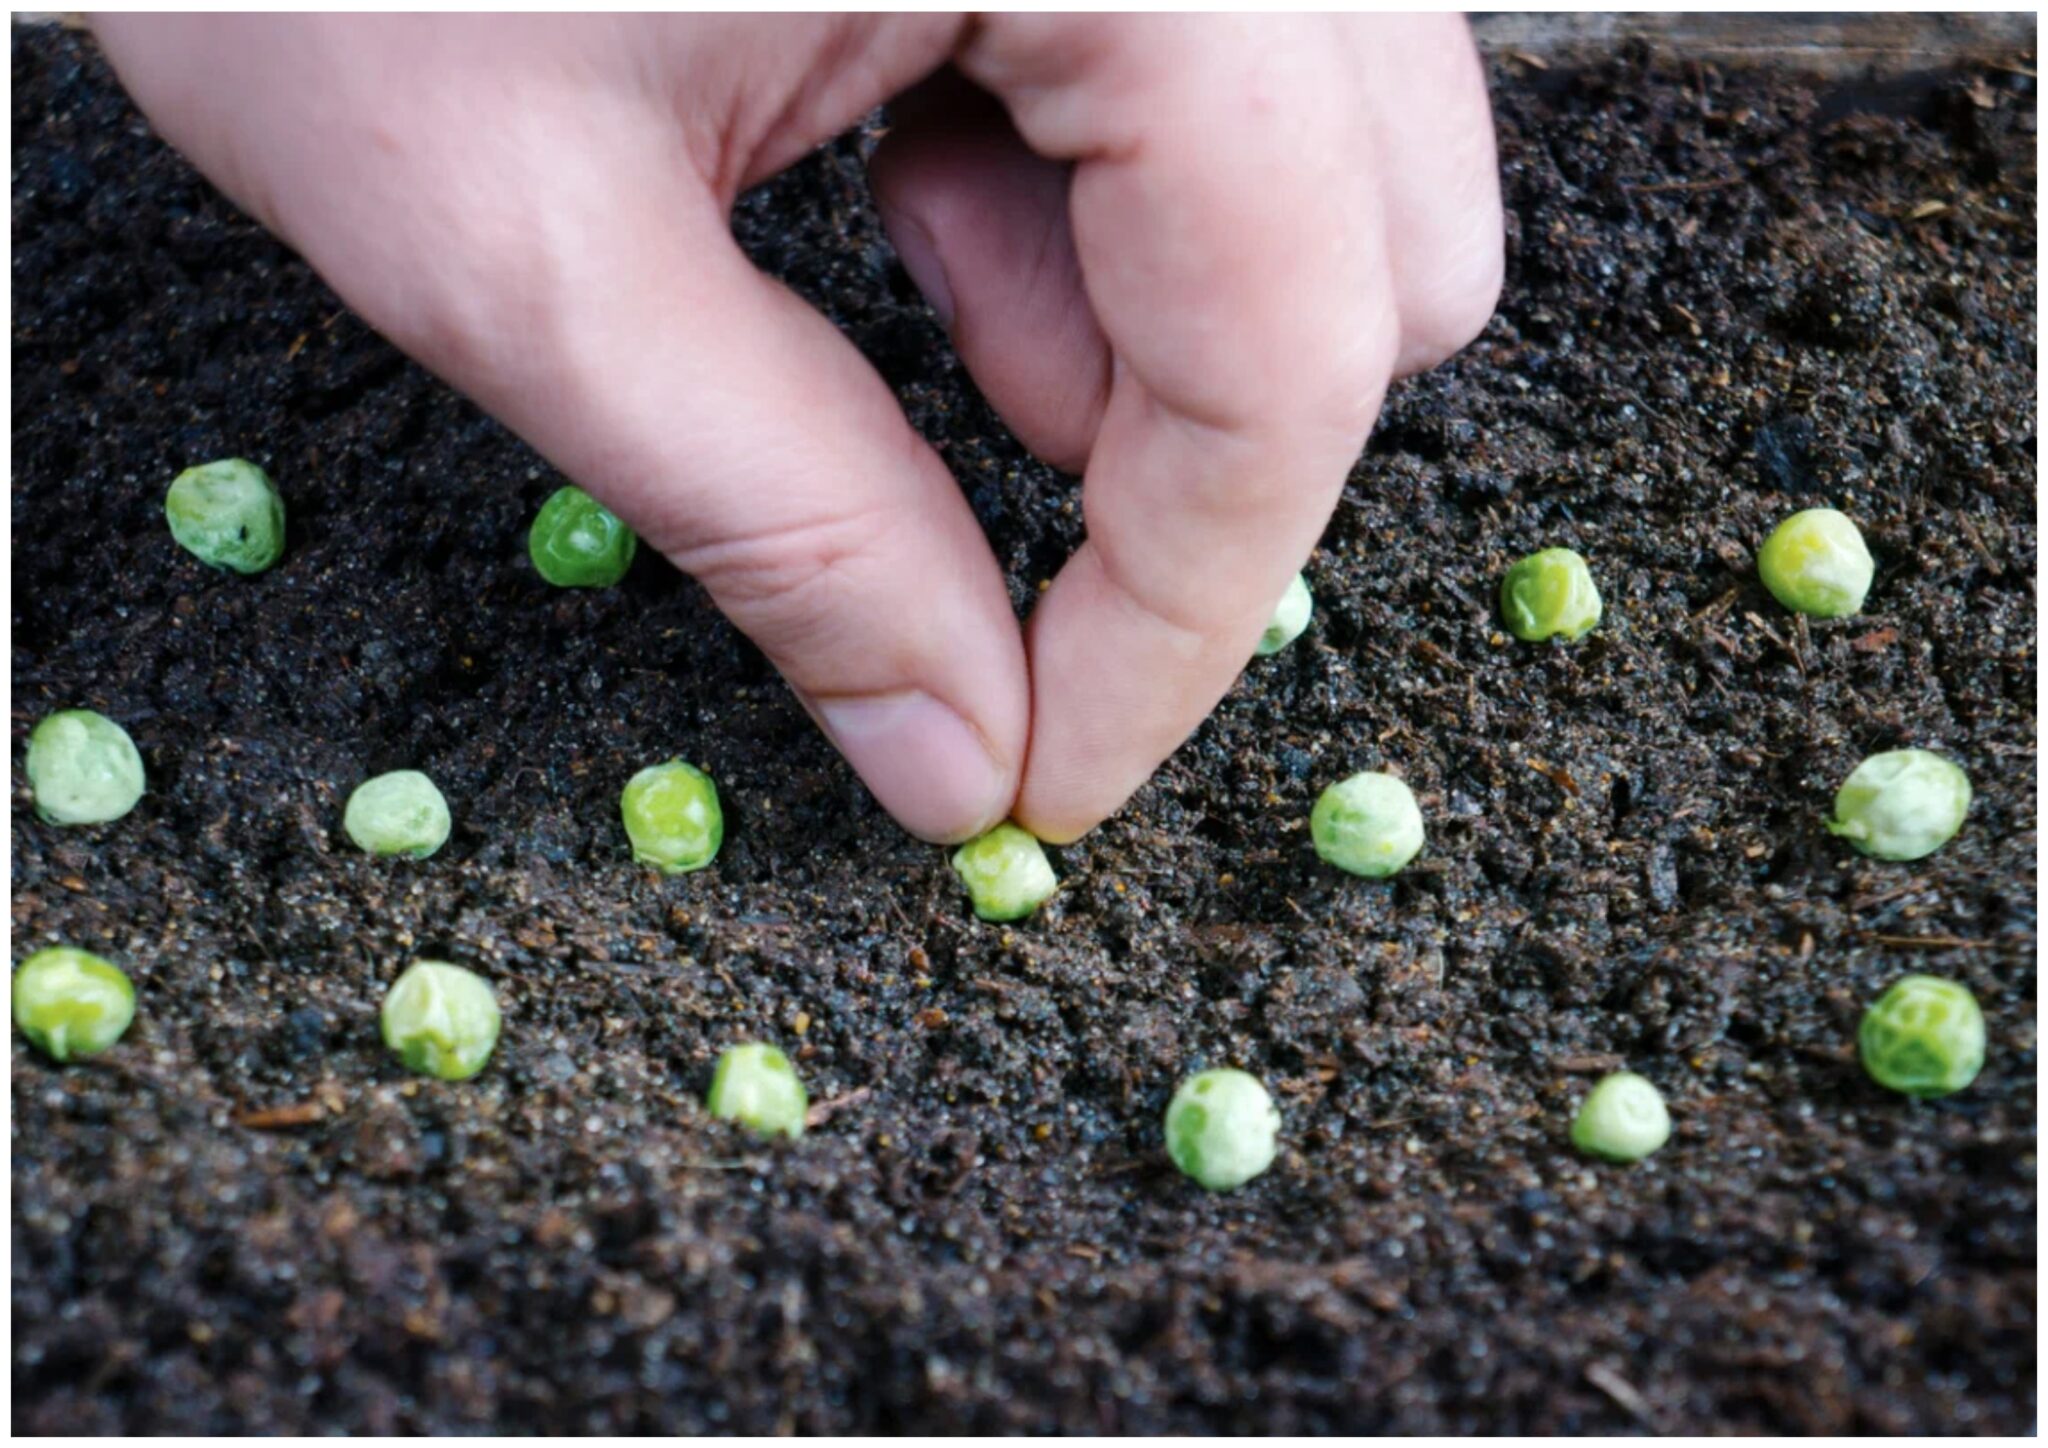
[91,12,1027,843]
[502,212,1029,844]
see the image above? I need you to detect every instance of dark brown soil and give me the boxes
[12,26,2037,1434]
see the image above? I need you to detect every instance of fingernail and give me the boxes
[877,202,956,330]
[815,690,1008,843]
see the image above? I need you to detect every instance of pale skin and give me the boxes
[94,14,1503,844]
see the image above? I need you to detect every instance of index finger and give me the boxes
[963,16,1412,840]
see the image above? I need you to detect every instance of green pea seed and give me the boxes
[343,770,452,859]
[1859,974,1985,1098]
[621,759,723,873]
[1827,748,1971,861]
[1310,771,1424,878]
[12,946,136,1063]
[706,1042,808,1139]
[380,960,501,1081]
[165,458,286,574]
[1757,507,1873,618]
[25,709,145,826]
[1164,1068,1281,1192]
[1500,547,1603,642]
[528,485,638,587]
[950,822,1057,922]
[1256,572,1313,656]
[1570,1071,1671,1163]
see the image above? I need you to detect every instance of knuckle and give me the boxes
[670,505,897,633]
[1087,532,1220,645]
[1398,221,1506,373]
[1441,225,1508,343]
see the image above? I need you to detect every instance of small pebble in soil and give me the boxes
[1499,546,1602,641]
[620,759,724,873]
[706,1042,807,1139]
[1164,1068,1281,1191]
[12,946,136,1064]
[24,708,145,825]
[1256,572,1314,655]
[1757,507,1874,618]
[1310,770,1425,878]
[1570,1071,1671,1163]
[164,458,286,574]
[1827,748,1971,861]
[949,822,1057,921]
[343,769,452,859]
[528,485,638,587]
[1859,974,1986,1098]
[381,960,501,1081]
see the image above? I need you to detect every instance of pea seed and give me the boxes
[706,1042,808,1139]
[950,822,1056,921]
[1310,771,1424,878]
[1859,975,1985,1098]
[528,485,637,588]
[1164,1068,1280,1191]
[343,770,451,859]
[1757,507,1873,618]
[1500,547,1602,642]
[620,760,723,873]
[1827,748,1970,861]
[1570,1071,1670,1163]
[165,458,286,574]
[12,946,136,1063]
[25,709,144,826]
[1256,573,1313,655]
[380,960,501,1081]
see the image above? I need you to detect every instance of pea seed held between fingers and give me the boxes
[1570,1071,1670,1163]
[950,823,1057,921]
[1311,771,1424,878]
[25,709,145,825]
[528,485,638,588]
[381,960,501,1081]
[1165,1068,1281,1191]
[1827,748,1970,861]
[706,1042,808,1139]
[1256,572,1313,656]
[164,458,286,574]
[1500,547,1602,642]
[1757,507,1873,618]
[620,760,724,873]
[1859,975,1985,1098]
[344,770,452,858]
[13,947,136,1063]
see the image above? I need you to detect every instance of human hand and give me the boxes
[93,14,1502,844]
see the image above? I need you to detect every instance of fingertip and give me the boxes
[1006,804,1091,849]
[812,689,1018,845]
